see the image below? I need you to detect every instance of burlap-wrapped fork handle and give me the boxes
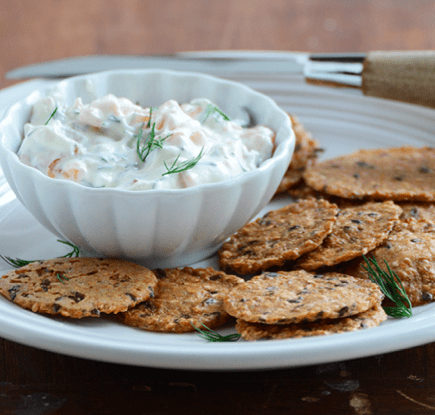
[363,50,435,108]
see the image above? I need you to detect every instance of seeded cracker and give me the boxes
[287,180,324,201]
[0,257,157,318]
[286,180,365,209]
[398,202,435,222]
[295,201,401,270]
[223,270,384,324]
[345,219,435,306]
[303,147,435,201]
[235,304,387,341]
[276,115,321,193]
[218,198,339,274]
[119,267,244,333]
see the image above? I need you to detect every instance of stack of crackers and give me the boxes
[216,197,399,340]
[1,116,434,342]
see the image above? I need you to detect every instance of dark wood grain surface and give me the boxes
[1,1,435,413]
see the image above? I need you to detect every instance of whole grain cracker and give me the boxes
[295,201,401,270]
[223,270,384,324]
[344,219,435,306]
[118,267,244,333]
[398,202,435,222]
[287,180,324,201]
[218,198,339,274]
[287,180,365,210]
[303,146,435,201]
[235,304,387,341]
[0,257,157,318]
[276,115,322,193]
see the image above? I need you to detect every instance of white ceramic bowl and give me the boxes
[0,69,294,268]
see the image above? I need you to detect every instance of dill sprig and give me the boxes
[58,240,80,258]
[191,322,241,342]
[56,273,70,284]
[202,103,231,123]
[362,255,412,318]
[136,122,171,163]
[0,239,80,268]
[0,256,35,268]
[146,107,153,128]
[162,147,204,176]
[44,107,58,125]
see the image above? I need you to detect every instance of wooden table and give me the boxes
[1,1,435,413]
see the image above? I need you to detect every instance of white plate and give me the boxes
[1,69,435,371]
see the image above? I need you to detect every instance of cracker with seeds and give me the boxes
[295,201,401,270]
[287,180,324,201]
[303,147,435,201]
[276,115,322,193]
[218,198,339,274]
[235,304,387,341]
[223,270,384,325]
[0,257,157,318]
[286,180,364,209]
[344,219,435,306]
[399,202,435,222]
[118,267,244,333]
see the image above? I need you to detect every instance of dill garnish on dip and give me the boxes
[18,95,275,190]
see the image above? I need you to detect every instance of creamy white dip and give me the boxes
[18,95,275,190]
